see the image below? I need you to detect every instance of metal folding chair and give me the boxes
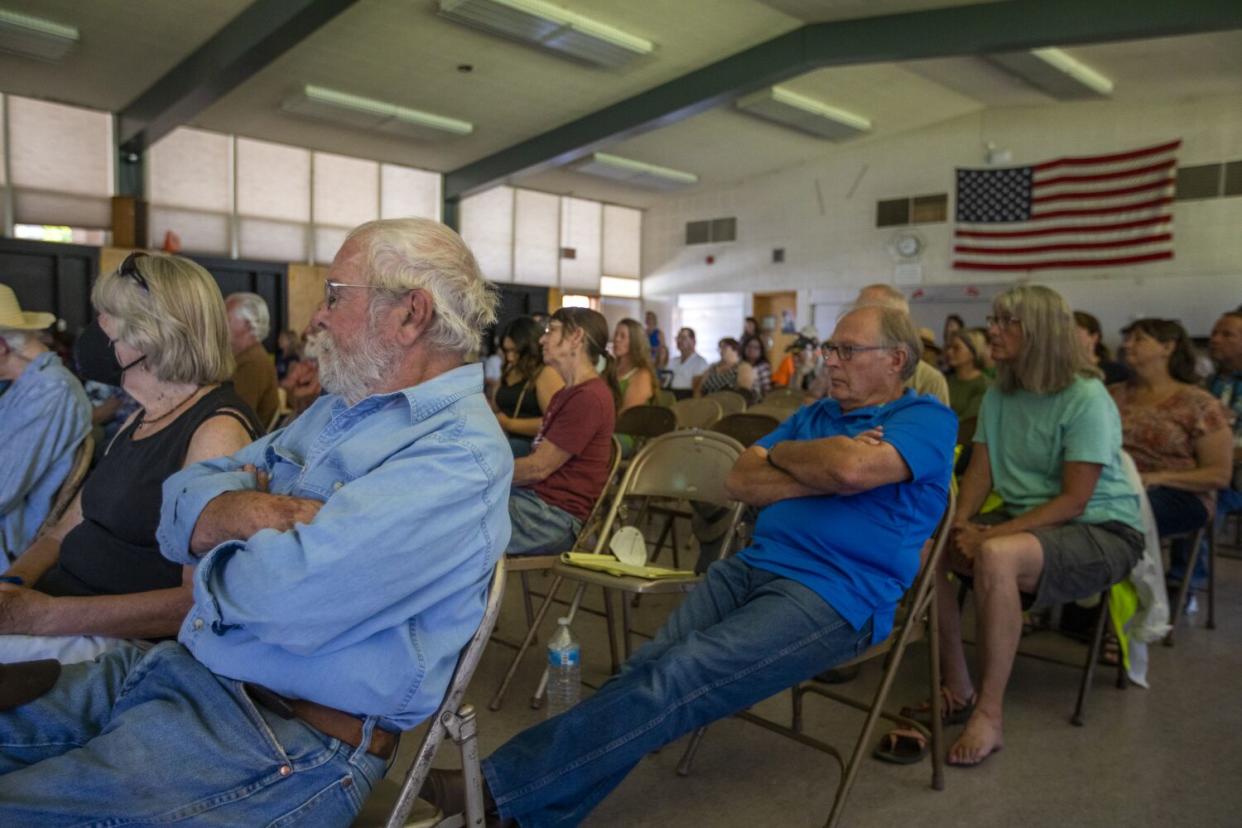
[762,387,804,407]
[615,405,677,446]
[1163,524,1213,644]
[711,412,780,449]
[706,390,748,416]
[671,397,722,429]
[676,490,956,828]
[34,433,94,540]
[745,402,799,422]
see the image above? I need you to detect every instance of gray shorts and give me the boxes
[507,487,583,557]
[972,512,1144,611]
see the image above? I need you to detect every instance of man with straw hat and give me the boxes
[0,285,90,564]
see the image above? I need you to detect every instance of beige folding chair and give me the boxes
[615,405,677,447]
[541,431,746,696]
[655,389,677,408]
[706,390,747,416]
[671,397,722,429]
[746,402,799,422]
[352,557,507,828]
[1162,525,1212,644]
[35,434,94,539]
[763,387,804,407]
[676,490,957,828]
[487,437,623,711]
[711,412,780,449]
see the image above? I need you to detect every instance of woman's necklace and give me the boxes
[139,387,202,428]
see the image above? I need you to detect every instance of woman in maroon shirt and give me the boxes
[505,308,621,556]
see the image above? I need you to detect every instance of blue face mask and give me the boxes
[74,319,145,387]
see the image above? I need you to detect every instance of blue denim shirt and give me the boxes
[157,363,512,730]
[0,352,91,563]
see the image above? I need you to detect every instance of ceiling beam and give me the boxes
[443,0,1242,201]
[116,0,359,155]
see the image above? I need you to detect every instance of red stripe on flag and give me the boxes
[1030,140,1182,172]
[954,233,1172,256]
[952,251,1174,271]
[1031,197,1174,221]
[1031,178,1174,204]
[1034,159,1175,188]
[955,216,1171,240]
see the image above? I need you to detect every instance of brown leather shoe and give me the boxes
[419,769,511,827]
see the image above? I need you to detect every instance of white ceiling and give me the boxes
[1,0,1241,209]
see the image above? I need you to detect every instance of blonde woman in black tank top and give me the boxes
[0,253,258,664]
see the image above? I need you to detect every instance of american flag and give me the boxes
[952,139,1180,271]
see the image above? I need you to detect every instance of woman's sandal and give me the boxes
[873,727,928,765]
[1099,632,1121,667]
[899,686,977,727]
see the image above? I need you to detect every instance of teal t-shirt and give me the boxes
[973,375,1141,531]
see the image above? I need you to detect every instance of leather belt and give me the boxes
[245,683,399,761]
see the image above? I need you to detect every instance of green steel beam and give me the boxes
[443,0,1242,201]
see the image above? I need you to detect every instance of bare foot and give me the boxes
[947,710,1004,767]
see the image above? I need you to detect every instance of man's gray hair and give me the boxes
[855,283,910,314]
[345,218,498,354]
[872,306,923,381]
[227,292,270,342]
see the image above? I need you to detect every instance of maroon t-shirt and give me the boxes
[531,377,616,521]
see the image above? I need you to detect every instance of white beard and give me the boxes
[316,323,401,405]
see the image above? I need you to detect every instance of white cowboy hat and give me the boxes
[0,284,56,331]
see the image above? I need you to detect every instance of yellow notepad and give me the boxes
[560,552,696,580]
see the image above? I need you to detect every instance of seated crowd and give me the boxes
[0,216,1236,826]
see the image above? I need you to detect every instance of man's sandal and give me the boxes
[899,686,977,727]
[873,728,928,765]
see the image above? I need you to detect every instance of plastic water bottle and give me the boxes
[545,616,581,718]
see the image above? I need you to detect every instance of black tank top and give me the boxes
[38,384,259,597]
[494,373,543,420]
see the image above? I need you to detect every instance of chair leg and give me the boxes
[620,591,634,661]
[531,581,589,709]
[676,726,708,776]
[601,588,621,674]
[445,704,486,828]
[928,584,944,792]
[1207,529,1217,631]
[1072,591,1109,726]
[489,575,563,712]
[1164,528,1205,647]
[520,572,535,631]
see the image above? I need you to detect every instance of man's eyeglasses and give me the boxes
[323,280,385,309]
[821,342,893,362]
[986,314,1021,329]
[117,252,149,292]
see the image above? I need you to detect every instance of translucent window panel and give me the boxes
[513,189,559,287]
[559,197,601,291]
[13,191,110,228]
[314,226,350,265]
[460,186,513,283]
[8,96,111,196]
[0,97,5,186]
[602,205,641,278]
[236,137,310,222]
[149,208,230,255]
[381,164,441,220]
[148,127,231,212]
[239,217,307,263]
[313,152,378,228]
[599,276,640,298]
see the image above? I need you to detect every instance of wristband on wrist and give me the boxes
[0,575,24,586]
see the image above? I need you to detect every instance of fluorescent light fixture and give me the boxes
[986,47,1113,99]
[0,9,79,61]
[599,276,641,298]
[735,86,872,141]
[281,85,473,140]
[438,0,653,68]
[570,152,698,191]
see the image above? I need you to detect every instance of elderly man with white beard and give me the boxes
[0,218,513,827]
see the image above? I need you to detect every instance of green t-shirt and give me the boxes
[974,375,1141,531]
[946,372,990,422]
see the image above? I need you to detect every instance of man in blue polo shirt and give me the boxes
[424,304,956,827]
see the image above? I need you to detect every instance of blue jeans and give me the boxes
[481,557,873,827]
[1148,485,1211,586]
[0,642,387,826]
[507,488,582,556]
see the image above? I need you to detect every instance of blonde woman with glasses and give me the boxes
[0,253,260,664]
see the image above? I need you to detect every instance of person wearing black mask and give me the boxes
[0,253,260,664]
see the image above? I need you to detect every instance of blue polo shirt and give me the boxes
[740,390,955,641]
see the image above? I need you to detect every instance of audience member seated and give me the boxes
[0,218,510,825]
[667,326,709,400]
[0,255,259,664]
[921,284,1144,767]
[945,328,991,442]
[644,310,668,369]
[741,315,759,341]
[494,315,564,457]
[941,313,965,372]
[1207,310,1242,519]
[613,318,658,412]
[1075,310,1132,385]
[919,327,942,367]
[771,333,820,390]
[506,308,619,556]
[741,335,773,401]
[279,324,322,416]
[695,337,756,399]
[1110,318,1231,589]
[274,328,301,381]
[0,285,91,565]
[225,292,279,428]
[855,284,950,405]
[422,304,955,826]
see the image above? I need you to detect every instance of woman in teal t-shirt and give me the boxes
[902,284,1144,770]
